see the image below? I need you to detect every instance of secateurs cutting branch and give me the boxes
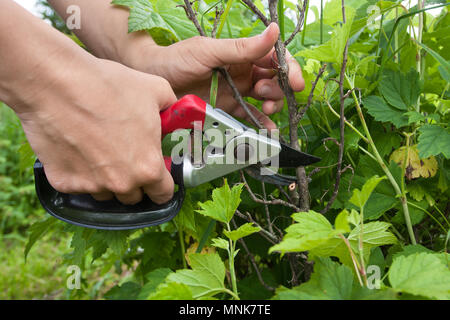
[34,95,320,229]
[0,0,316,230]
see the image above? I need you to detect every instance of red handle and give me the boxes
[160,95,207,137]
[160,95,207,173]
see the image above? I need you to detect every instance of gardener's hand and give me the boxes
[47,2,305,129]
[138,23,305,129]
[18,59,176,205]
[0,0,177,205]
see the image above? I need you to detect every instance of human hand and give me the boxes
[136,23,305,129]
[13,57,177,205]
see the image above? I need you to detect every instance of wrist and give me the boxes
[4,43,98,117]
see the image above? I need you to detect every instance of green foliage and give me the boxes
[388,252,450,299]
[417,124,450,158]
[379,69,421,111]
[363,96,409,128]
[196,179,243,224]
[165,253,226,299]
[273,257,397,300]
[349,175,387,209]
[223,222,260,241]
[3,0,448,300]
[112,0,199,45]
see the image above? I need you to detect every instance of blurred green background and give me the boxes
[0,2,123,299]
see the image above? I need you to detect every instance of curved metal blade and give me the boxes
[244,165,296,186]
[277,143,321,167]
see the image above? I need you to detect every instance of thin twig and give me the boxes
[321,0,348,214]
[217,68,263,128]
[296,63,327,121]
[261,182,274,234]
[232,219,275,292]
[235,210,278,244]
[241,0,270,26]
[182,0,206,36]
[211,5,225,38]
[284,1,308,46]
[241,171,300,212]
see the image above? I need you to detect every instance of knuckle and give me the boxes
[50,180,73,194]
[83,183,103,195]
[234,39,248,57]
[103,172,135,195]
[108,181,134,195]
[139,164,164,185]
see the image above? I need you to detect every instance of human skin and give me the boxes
[48,0,306,130]
[0,0,178,205]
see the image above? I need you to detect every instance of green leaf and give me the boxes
[405,111,426,124]
[148,282,193,300]
[17,142,35,173]
[269,211,337,254]
[101,231,129,257]
[348,209,360,227]
[362,96,409,128]
[138,268,173,300]
[211,237,229,251]
[25,218,57,262]
[69,228,88,267]
[389,252,450,299]
[334,210,350,233]
[223,223,260,241]
[166,253,226,299]
[379,69,421,110]
[140,231,175,266]
[350,175,386,209]
[112,0,199,45]
[196,180,243,224]
[415,41,450,82]
[105,282,141,300]
[274,256,395,300]
[295,7,354,66]
[273,257,354,299]
[174,191,196,233]
[417,124,450,159]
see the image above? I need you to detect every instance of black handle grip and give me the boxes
[33,160,185,230]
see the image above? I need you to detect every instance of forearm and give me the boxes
[0,0,95,114]
[47,0,159,69]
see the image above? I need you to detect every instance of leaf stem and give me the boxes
[358,206,368,286]
[345,74,416,245]
[178,227,187,269]
[278,0,285,41]
[216,0,234,38]
[339,234,364,286]
[226,223,239,299]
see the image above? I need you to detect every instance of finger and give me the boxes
[154,78,178,111]
[285,51,305,92]
[250,78,284,101]
[142,168,175,205]
[199,23,279,67]
[252,66,276,84]
[91,191,114,202]
[253,47,277,69]
[269,51,305,92]
[232,103,277,130]
[262,99,284,115]
[115,188,144,205]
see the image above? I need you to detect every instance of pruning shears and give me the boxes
[33,95,320,230]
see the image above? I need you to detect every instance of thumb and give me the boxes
[200,23,279,67]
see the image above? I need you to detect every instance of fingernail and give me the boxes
[259,85,271,97]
